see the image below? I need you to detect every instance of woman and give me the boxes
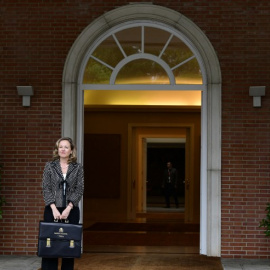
[41,137,84,270]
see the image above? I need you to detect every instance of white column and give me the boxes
[207,82,222,256]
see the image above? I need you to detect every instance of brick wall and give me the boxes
[0,0,270,258]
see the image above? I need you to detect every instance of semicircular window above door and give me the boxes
[81,23,204,88]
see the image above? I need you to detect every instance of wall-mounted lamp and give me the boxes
[249,86,265,108]
[17,86,34,107]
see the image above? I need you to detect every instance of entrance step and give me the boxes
[83,221,199,247]
[84,230,199,246]
[86,221,199,233]
[137,211,185,221]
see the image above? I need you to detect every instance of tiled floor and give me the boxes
[222,258,270,270]
[0,254,222,270]
[1,254,270,270]
[0,255,41,270]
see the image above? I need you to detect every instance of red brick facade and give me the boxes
[1,0,270,258]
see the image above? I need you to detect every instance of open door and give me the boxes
[142,138,147,212]
[135,137,147,213]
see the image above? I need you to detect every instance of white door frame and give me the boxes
[62,4,221,257]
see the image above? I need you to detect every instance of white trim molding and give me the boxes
[62,3,221,256]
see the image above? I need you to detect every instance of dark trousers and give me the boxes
[41,206,80,270]
[164,183,179,207]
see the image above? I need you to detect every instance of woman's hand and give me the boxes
[60,206,71,220]
[50,204,61,220]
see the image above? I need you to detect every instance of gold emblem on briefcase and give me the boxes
[54,227,68,237]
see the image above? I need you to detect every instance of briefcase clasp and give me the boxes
[46,238,51,247]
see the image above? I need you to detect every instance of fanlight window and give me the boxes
[82,25,203,86]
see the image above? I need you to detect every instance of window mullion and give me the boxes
[112,34,127,58]
[171,55,196,71]
[141,26,144,53]
[159,33,173,58]
[90,55,114,71]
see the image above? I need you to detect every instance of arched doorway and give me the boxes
[62,4,221,256]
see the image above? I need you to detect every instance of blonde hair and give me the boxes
[52,137,77,163]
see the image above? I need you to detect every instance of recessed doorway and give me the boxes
[62,3,222,256]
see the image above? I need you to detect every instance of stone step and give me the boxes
[84,230,199,246]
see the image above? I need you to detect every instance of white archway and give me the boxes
[62,4,221,257]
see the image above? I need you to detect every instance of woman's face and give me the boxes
[58,140,72,159]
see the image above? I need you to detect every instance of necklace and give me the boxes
[61,164,69,169]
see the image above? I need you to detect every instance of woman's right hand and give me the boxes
[52,208,61,220]
[50,203,61,220]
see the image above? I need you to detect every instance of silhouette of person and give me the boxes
[161,161,179,208]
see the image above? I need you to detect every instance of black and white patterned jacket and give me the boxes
[42,160,84,208]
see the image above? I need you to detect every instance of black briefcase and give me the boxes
[37,221,83,258]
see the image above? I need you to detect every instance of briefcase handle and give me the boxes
[54,219,69,223]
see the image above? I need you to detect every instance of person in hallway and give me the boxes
[161,161,179,208]
[41,137,84,270]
